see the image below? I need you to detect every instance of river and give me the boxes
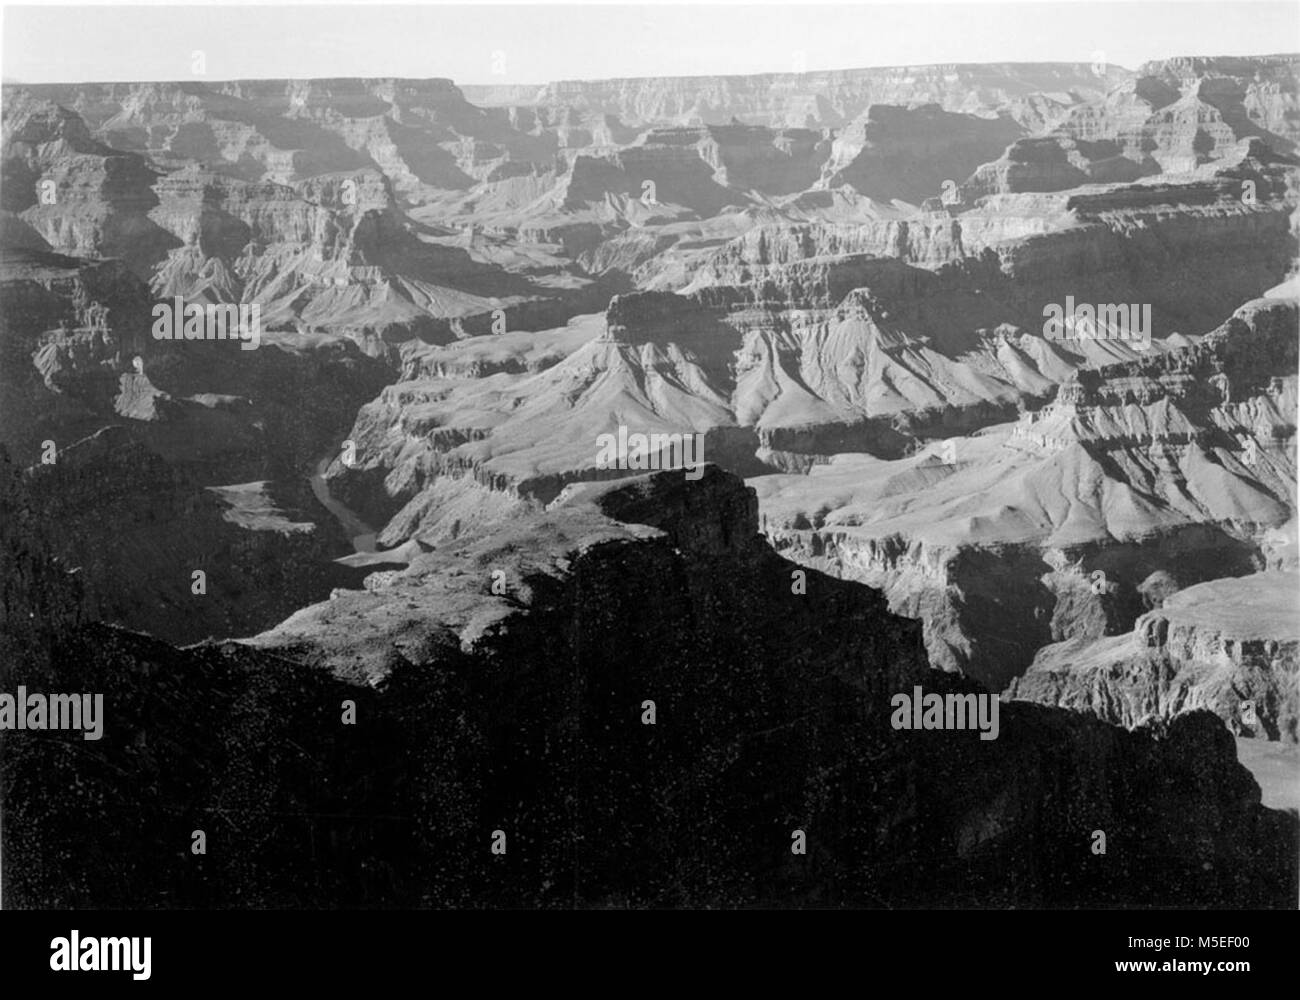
[309,454,378,553]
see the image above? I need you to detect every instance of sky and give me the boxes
[1,1,1297,85]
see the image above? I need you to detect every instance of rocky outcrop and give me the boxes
[1138,55,1300,152]
[1,97,615,350]
[1056,55,1300,171]
[960,136,1152,197]
[0,246,157,453]
[320,170,1295,556]
[6,78,530,188]
[1,101,180,276]
[1009,571,1300,742]
[760,297,1298,689]
[143,162,583,347]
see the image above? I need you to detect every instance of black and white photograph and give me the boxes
[0,0,1296,981]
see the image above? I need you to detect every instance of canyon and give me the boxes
[2,52,1297,906]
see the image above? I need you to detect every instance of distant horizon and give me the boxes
[5,52,1300,89]
[2,2,1297,86]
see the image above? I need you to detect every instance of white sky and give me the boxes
[1,1,1297,85]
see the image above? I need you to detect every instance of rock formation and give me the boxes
[2,53,1298,908]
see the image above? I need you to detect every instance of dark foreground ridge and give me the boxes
[2,456,1295,907]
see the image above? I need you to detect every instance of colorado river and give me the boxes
[309,453,378,553]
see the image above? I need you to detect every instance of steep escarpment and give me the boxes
[959,136,1154,196]
[1055,54,1300,171]
[144,162,600,349]
[653,177,1292,452]
[1,102,180,276]
[484,63,1125,128]
[1,98,616,352]
[1009,571,1300,743]
[2,464,1294,908]
[0,247,155,436]
[448,123,840,264]
[691,137,1297,279]
[316,165,1295,556]
[8,78,541,189]
[1135,54,1300,154]
[758,297,1298,690]
[7,61,1289,318]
